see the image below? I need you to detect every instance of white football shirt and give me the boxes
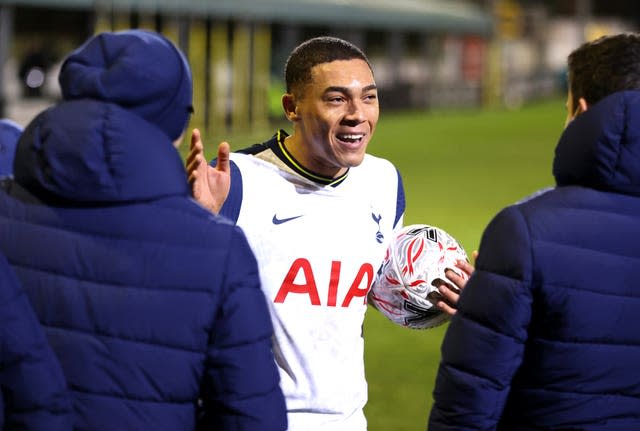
[220,131,405,430]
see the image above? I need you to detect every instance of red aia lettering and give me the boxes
[274,258,320,305]
[341,263,373,307]
[274,258,374,307]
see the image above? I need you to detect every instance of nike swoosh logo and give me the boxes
[272,214,303,225]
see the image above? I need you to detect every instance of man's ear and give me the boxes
[282,93,298,121]
[576,97,589,115]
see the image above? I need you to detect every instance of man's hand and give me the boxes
[186,128,231,214]
[435,251,478,316]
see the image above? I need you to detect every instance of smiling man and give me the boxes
[188,37,406,430]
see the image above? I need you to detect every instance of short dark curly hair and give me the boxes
[568,33,640,108]
[284,36,372,96]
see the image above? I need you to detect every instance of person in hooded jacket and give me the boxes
[0,118,22,181]
[429,33,640,430]
[0,118,72,431]
[0,29,286,431]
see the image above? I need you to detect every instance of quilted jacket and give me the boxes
[0,251,71,430]
[429,90,640,430]
[0,99,287,431]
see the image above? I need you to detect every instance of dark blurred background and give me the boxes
[1,0,637,135]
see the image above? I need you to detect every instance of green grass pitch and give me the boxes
[182,95,567,430]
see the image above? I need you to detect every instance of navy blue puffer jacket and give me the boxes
[0,251,71,430]
[429,91,640,430]
[0,99,287,430]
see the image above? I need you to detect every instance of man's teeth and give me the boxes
[338,134,364,142]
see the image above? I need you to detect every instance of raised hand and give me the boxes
[186,128,231,214]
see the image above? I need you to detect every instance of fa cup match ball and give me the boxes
[369,224,468,329]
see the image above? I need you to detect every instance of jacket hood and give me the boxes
[13,99,190,203]
[553,90,640,196]
[59,29,193,142]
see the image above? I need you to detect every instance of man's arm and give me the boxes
[429,206,533,430]
[0,257,72,430]
[199,227,287,431]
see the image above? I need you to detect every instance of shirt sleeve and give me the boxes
[394,168,405,229]
[217,160,242,224]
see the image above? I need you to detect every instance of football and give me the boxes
[369,224,469,329]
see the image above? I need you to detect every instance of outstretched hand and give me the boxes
[186,128,231,214]
[435,250,478,316]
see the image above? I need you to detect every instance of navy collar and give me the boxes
[269,130,349,187]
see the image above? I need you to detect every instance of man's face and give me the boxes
[289,59,379,177]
